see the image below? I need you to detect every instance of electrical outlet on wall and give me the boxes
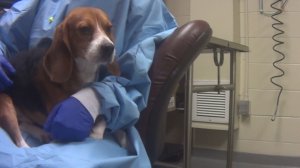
[238,100,250,116]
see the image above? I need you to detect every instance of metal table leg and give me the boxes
[185,50,238,168]
[226,50,237,168]
[184,66,193,168]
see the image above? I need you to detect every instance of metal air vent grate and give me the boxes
[192,90,229,123]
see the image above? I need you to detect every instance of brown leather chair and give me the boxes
[136,20,212,167]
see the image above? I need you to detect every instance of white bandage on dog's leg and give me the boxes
[72,87,101,121]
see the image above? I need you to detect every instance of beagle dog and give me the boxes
[0,7,119,147]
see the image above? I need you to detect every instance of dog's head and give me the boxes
[44,7,119,83]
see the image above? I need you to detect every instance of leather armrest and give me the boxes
[137,20,212,163]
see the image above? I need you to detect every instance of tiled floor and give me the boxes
[158,147,300,168]
[190,156,300,168]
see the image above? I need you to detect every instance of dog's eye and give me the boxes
[104,23,112,34]
[78,26,92,35]
[106,26,112,33]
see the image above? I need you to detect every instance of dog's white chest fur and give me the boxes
[75,58,100,83]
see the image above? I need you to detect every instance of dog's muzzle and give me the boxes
[100,42,115,63]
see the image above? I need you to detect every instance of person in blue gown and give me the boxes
[0,0,177,167]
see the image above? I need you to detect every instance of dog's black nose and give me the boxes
[101,42,115,60]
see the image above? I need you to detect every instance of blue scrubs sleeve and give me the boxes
[93,29,176,132]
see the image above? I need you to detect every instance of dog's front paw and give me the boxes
[90,131,104,140]
[16,138,30,148]
[114,130,128,148]
[90,118,106,140]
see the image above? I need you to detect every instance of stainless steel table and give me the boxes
[183,37,249,168]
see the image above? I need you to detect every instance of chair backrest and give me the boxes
[136,20,212,164]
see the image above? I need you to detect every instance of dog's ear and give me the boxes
[43,23,73,83]
[107,59,121,76]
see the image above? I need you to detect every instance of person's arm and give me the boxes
[0,0,40,91]
[91,0,177,132]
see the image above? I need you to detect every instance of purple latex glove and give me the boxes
[0,54,15,91]
[44,97,94,142]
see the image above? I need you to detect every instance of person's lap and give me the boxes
[0,127,150,168]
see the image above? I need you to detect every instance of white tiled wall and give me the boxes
[191,0,238,83]
[164,0,190,26]
[237,0,300,157]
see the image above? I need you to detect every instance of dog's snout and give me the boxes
[101,42,115,60]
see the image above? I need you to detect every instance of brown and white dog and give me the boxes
[0,7,120,147]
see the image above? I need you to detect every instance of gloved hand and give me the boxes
[44,97,94,142]
[0,54,15,91]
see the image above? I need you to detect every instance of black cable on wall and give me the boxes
[270,0,288,121]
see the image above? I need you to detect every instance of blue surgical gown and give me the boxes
[0,0,177,167]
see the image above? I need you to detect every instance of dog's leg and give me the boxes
[20,122,51,143]
[90,115,128,148]
[0,93,29,147]
[90,115,106,140]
